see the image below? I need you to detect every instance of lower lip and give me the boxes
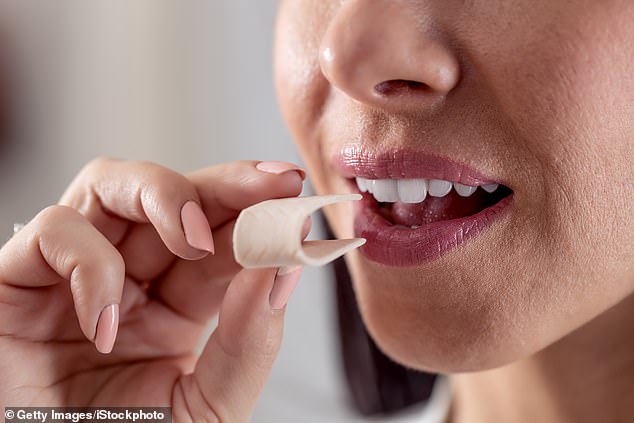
[353,190,514,266]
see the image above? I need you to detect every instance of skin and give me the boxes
[274,0,634,422]
[1,1,632,422]
[0,158,305,422]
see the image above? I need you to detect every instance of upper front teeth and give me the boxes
[372,179,399,202]
[397,179,427,203]
[356,177,499,203]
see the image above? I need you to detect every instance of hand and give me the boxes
[0,158,305,422]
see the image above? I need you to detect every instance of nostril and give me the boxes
[374,80,431,96]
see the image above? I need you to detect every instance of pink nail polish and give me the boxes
[256,161,306,180]
[181,201,215,254]
[269,266,303,310]
[95,304,119,354]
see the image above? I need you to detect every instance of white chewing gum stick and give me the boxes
[233,194,366,269]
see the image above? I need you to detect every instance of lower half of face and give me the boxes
[274,0,634,372]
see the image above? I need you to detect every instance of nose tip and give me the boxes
[319,2,461,111]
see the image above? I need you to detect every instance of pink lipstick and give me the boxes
[333,144,514,266]
[334,144,499,186]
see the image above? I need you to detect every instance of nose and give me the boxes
[319,0,461,112]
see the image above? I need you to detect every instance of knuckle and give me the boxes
[81,156,115,178]
[139,164,196,204]
[59,158,113,208]
[33,205,81,229]
[132,160,174,180]
[87,155,114,171]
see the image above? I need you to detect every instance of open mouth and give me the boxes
[355,177,513,228]
[333,145,514,266]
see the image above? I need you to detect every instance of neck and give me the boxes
[450,293,634,423]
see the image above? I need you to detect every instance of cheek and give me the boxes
[461,1,634,223]
[490,6,634,291]
[274,2,334,182]
[346,6,634,371]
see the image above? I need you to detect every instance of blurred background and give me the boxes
[0,1,381,421]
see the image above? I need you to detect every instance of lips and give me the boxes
[333,144,514,266]
[335,144,499,185]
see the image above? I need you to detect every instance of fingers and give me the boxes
[117,223,175,282]
[172,267,303,423]
[0,206,124,353]
[59,157,214,260]
[187,160,304,229]
[153,216,311,324]
[118,161,303,284]
[151,221,239,323]
[61,159,304,280]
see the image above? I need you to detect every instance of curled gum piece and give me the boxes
[233,194,366,268]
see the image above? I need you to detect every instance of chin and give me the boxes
[343,247,545,373]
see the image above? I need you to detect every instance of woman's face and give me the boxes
[274,0,634,372]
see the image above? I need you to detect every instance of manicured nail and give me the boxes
[181,201,215,254]
[269,266,303,310]
[95,304,119,354]
[256,161,306,180]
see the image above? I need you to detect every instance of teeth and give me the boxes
[356,177,370,193]
[482,183,499,193]
[454,183,477,197]
[366,179,375,194]
[372,179,399,202]
[428,179,453,197]
[354,177,502,203]
[397,179,427,203]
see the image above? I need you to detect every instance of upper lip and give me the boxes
[332,144,505,187]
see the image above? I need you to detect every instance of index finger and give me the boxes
[59,157,214,260]
[187,160,305,229]
[111,160,305,282]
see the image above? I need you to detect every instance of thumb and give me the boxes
[173,266,303,423]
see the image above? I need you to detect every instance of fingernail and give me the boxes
[95,304,119,354]
[256,161,306,180]
[269,266,303,310]
[181,201,215,254]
